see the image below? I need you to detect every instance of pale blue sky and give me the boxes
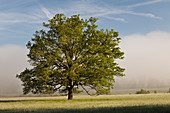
[0,0,170,46]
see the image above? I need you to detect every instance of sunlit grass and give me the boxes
[0,93,170,113]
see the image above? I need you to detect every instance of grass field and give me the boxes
[0,93,170,113]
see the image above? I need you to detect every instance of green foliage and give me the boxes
[154,90,157,94]
[168,88,170,93]
[136,89,150,94]
[16,14,125,99]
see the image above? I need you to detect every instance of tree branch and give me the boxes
[79,83,94,96]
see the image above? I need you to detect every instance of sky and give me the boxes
[0,0,170,95]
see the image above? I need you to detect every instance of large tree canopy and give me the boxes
[17,14,125,100]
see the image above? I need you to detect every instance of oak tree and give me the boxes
[17,14,125,100]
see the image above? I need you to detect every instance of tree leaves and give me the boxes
[17,14,125,96]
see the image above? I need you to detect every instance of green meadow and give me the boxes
[0,93,170,113]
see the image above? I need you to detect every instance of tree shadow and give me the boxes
[0,99,65,103]
[0,105,170,113]
[0,100,28,103]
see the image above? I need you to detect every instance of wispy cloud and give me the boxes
[126,11,163,20]
[0,1,53,25]
[0,12,44,24]
[44,0,164,22]
[128,0,164,8]
[39,5,53,19]
[0,27,5,31]
[0,0,49,25]
[0,0,167,26]
[36,0,127,22]
[102,16,127,23]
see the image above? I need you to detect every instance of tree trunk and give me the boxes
[68,87,73,100]
[68,80,73,100]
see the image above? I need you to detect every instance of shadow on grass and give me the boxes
[1,105,170,113]
[0,98,132,103]
[0,99,66,103]
[0,100,28,103]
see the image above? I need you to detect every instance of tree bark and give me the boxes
[68,80,73,100]
[68,87,73,100]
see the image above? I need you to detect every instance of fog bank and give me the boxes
[115,31,170,89]
[0,45,29,96]
[0,31,170,96]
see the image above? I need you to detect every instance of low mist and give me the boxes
[0,31,170,96]
[115,30,170,89]
[0,45,29,96]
